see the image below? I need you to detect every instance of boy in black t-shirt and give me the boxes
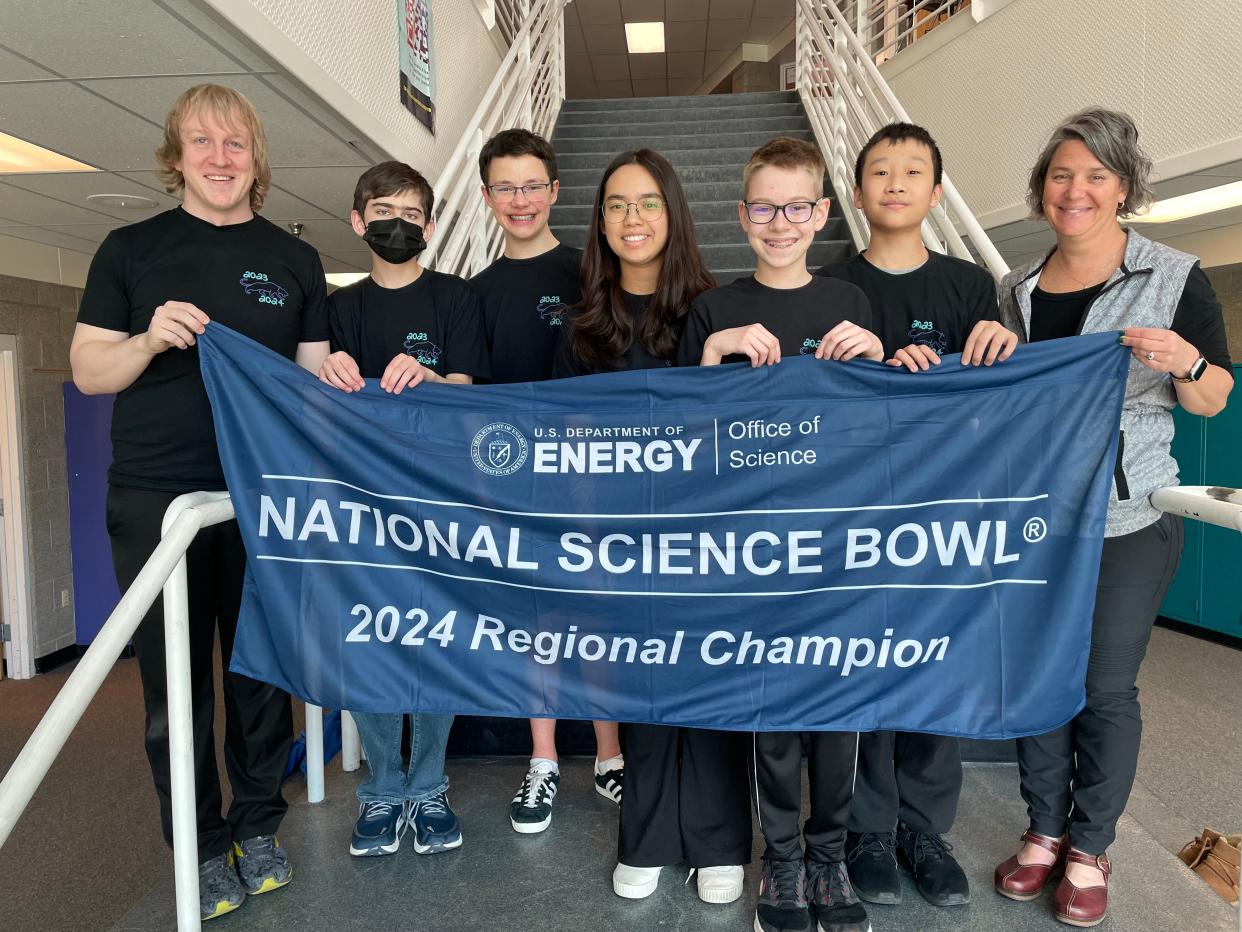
[319,162,488,859]
[818,123,1015,913]
[469,129,626,836]
[72,84,330,922]
[678,138,880,932]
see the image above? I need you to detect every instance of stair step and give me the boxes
[557,102,805,128]
[561,90,799,112]
[557,164,745,187]
[558,144,813,173]
[553,129,813,155]
[554,114,809,140]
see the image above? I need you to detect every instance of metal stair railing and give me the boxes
[0,492,336,931]
[422,0,569,280]
[794,0,1009,279]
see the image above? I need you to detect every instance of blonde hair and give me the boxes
[154,84,271,211]
[742,137,826,199]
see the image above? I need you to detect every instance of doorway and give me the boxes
[0,334,33,679]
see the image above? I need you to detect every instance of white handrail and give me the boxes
[795,0,1009,280]
[0,492,331,931]
[423,0,569,279]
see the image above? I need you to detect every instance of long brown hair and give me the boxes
[570,150,715,370]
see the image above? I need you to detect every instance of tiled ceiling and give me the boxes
[564,0,795,98]
[0,0,386,276]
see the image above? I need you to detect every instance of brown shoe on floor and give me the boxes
[1180,829,1241,905]
[994,830,1065,901]
[1053,849,1111,927]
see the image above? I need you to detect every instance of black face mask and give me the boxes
[363,217,427,264]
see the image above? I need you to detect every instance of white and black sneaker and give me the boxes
[594,755,624,805]
[510,761,560,834]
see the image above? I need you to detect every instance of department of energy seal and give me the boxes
[471,422,529,476]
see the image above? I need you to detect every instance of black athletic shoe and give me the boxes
[806,858,872,932]
[896,826,970,906]
[846,831,901,905]
[754,857,811,932]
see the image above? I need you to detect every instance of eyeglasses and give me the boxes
[486,182,553,202]
[601,197,665,223]
[743,200,821,224]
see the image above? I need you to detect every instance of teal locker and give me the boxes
[1160,364,1241,638]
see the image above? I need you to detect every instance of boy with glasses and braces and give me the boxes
[678,137,881,932]
[470,128,626,834]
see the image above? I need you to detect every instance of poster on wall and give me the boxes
[398,0,435,134]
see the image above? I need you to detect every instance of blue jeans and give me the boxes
[352,712,453,805]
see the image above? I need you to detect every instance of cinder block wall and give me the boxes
[0,273,79,659]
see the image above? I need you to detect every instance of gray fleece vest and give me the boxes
[999,229,1197,537]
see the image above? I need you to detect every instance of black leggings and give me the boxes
[1016,512,1183,854]
[108,485,292,861]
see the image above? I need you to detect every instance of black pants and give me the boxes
[848,731,961,835]
[618,724,752,867]
[754,731,858,862]
[108,485,292,861]
[1016,512,1182,855]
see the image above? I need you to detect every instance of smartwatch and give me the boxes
[1172,356,1208,382]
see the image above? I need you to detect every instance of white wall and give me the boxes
[882,0,1242,228]
[205,0,503,178]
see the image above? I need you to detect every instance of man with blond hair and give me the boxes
[70,84,330,921]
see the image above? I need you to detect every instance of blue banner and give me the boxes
[200,325,1129,739]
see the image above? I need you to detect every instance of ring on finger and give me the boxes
[1145,351,1156,361]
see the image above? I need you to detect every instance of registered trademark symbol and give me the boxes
[1023,517,1048,543]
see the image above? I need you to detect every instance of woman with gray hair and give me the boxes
[991,108,1233,927]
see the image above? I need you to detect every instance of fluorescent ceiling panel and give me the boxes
[1128,180,1242,223]
[0,131,97,174]
[625,21,666,53]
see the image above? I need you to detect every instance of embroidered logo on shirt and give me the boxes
[908,319,947,355]
[537,295,569,327]
[799,337,821,355]
[404,331,442,367]
[239,271,288,306]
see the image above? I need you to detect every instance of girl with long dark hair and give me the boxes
[553,150,753,905]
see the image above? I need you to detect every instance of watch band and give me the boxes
[1172,356,1208,383]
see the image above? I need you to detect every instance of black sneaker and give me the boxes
[754,857,811,932]
[846,830,901,905]
[807,859,871,932]
[594,757,624,805]
[509,763,560,834]
[896,826,970,906]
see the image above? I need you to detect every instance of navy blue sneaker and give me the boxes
[410,792,462,854]
[349,800,407,857]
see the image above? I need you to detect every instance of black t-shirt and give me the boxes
[677,274,872,366]
[551,292,677,377]
[818,251,998,356]
[470,243,582,383]
[328,269,490,381]
[78,207,329,492]
[1030,265,1233,370]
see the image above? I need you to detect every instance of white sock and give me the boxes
[530,757,559,774]
[595,754,624,774]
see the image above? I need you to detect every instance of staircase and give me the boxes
[549,91,855,283]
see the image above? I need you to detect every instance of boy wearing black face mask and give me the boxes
[320,161,489,859]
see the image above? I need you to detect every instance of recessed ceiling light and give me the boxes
[326,272,368,288]
[625,21,665,54]
[87,193,159,210]
[0,131,97,174]
[1128,179,1242,224]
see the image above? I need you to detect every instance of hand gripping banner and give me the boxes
[199,326,1130,739]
